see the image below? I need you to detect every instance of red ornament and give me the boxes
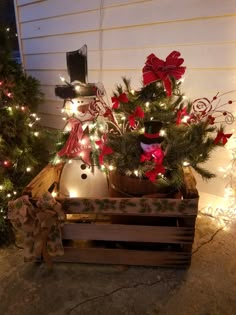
[95,137,113,165]
[214,131,232,145]
[128,106,144,127]
[3,160,11,167]
[142,51,186,96]
[111,93,129,109]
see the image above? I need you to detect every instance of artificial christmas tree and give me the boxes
[92,52,234,197]
[0,28,52,245]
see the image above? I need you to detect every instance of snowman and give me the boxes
[55,45,109,198]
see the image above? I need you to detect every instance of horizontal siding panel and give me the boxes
[28,69,236,94]
[22,16,236,54]
[17,0,43,6]
[102,0,236,29]
[20,11,100,39]
[24,43,236,71]
[19,0,101,22]
[22,32,100,54]
[19,1,236,39]
[38,99,63,116]
[103,16,236,50]
[24,51,98,70]
[18,0,147,22]
[39,111,65,129]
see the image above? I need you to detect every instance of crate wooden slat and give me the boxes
[54,247,191,267]
[62,223,195,244]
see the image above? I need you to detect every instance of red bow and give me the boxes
[57,118,91,164]
[142,51,186,96]
[140,147,164,165]
[214,131,232,145]
[128,106,144,127]
[96,137,113,165]
[176,107,188,125]
[145,164,166,182]
[111,93,129,109]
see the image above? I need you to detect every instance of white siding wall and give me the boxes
[14,0,236,196]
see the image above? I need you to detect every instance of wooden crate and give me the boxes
[51,167,199,267]
[25,165,198,267]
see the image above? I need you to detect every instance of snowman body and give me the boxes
[58,97,109,198]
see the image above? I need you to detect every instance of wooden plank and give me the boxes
[24,163,65,198]
[62,223,195,244]
[53,247,191,266]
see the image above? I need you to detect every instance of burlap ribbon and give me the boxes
[8,192,65,268]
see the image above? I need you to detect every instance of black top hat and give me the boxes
[139,120,164,144]
[55,45,97,99]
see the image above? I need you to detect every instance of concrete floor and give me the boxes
[0,194,236,315]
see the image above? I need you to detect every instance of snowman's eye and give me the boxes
[81,174,87,180]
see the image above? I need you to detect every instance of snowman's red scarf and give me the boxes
[57,117,91,164]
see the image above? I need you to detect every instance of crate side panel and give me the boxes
[53,247,191,266]
[62,223,195,244]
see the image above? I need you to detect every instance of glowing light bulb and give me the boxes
[145,102,150,108]
[7,193,11,198]
[183,161,190,166]
[131,89,135,95]
[159,129,166,136]
[26,167,31,172]
[69,190,77,198]
[13,191,17,195]
[51,191,57,198]
[181,115,190,123]
[60,76,65,82]
[34,132,39,137]
[108,165,114,171]
[28,123,33,127]
[0,185,3,190]
[75,85,80,92]
[134,170,139,176]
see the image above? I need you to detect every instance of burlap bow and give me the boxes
[8,192,65,268]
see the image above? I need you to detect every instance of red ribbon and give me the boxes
[214,131,232,145]
[96,136,113,165]
[57,118,91,164]
[142,51,186,96]
[111,93,129,109]
[140,147,165,182]
[128,106,144,127]
[144,132,160,139]
[140,147,164,164]
[176,107,188,125]
[145,164,166,182]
